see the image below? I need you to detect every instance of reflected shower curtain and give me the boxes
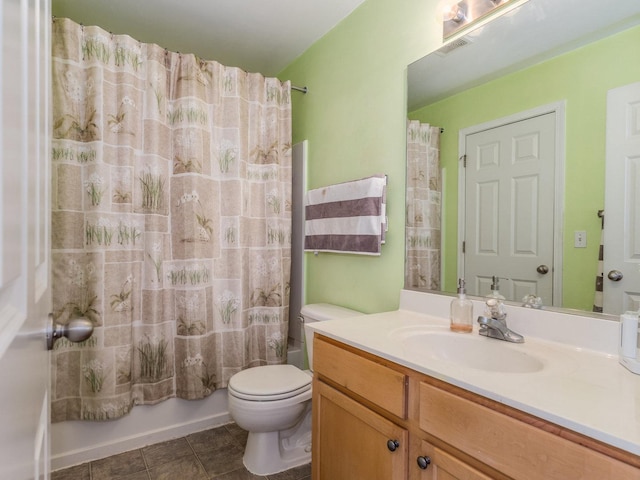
[51,18,292,421]
[405,121,442,290]
[593,211,605,313]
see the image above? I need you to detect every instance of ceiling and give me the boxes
[52,0,367,77]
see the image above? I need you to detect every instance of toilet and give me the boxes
[227,303,361,475]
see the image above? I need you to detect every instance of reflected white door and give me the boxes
[0,0,52,478]
[463,112,556,304]
[603,82,640,315]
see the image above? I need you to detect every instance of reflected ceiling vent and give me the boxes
[434,37,472,56]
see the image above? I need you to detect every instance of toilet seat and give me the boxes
[228,364,312,401]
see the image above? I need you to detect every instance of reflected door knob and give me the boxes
[46,314,94,350]
[607,270,623,282]
[537,265,549,274]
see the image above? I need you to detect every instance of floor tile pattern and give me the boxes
[52,423,311,480]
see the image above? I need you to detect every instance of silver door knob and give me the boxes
[46,314,94,350]
[537,265,549,274]
[607,270,623,282]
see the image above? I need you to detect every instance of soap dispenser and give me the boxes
[484,276,506,320]
[450,279,473,333]
[486,276,505,302]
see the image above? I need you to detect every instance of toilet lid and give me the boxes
[228,365,311,400]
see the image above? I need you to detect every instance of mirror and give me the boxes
[406,0,640,315]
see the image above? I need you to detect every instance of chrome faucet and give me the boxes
[477,298,524,343]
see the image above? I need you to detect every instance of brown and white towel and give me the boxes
[304,174,387,255]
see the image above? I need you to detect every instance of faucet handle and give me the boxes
[477,315,525,343]
[522,294,543,309]
[485,297,506,320]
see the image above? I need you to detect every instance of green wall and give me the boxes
[408,26,640,311]
[278,0,442,313]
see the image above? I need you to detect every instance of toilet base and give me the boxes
[242,404,312,475]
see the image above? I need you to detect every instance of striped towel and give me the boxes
[304,174,387,255]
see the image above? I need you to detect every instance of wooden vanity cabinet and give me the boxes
[312,335,409,480]
[312,335,640,480]
[313,380,408,480]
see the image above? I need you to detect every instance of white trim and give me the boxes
[457,101,566,306]
[35,394,48,480]
[290,141,307,347]
[456,153,466,284]
[51,391,231,471]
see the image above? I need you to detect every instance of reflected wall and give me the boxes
[408,25,640,311]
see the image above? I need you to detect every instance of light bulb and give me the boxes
[442,2,466,23]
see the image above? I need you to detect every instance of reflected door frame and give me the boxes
[457,101,566,307]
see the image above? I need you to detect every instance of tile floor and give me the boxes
[51,423,311,480]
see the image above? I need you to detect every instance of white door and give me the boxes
[603,82,640,315]
[463,112,556,304]
[0,0,52,478]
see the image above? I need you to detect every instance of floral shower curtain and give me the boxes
[405,120,442,290]
[51,18,292,422]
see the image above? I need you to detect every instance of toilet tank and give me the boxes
[301,303,361,371]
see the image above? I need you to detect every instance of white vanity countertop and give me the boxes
[306,292,640,457]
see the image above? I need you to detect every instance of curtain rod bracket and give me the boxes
[292,85,308,94]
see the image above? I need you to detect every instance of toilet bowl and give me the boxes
[227,303,360,475]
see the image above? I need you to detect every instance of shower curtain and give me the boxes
[51,18,292,422]
[405,120,442,290]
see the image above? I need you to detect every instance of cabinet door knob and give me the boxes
[386,439,400,452]
[416,455,432,469]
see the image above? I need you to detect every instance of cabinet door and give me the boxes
[313,380,408,480]
[415,440,493,480]
[419,382,640,480]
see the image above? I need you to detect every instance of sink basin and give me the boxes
[389,328,545,373]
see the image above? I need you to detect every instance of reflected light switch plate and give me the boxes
[574,230,587,248]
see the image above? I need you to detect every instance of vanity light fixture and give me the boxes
[442,0,528,39]
[443,2,466,23]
